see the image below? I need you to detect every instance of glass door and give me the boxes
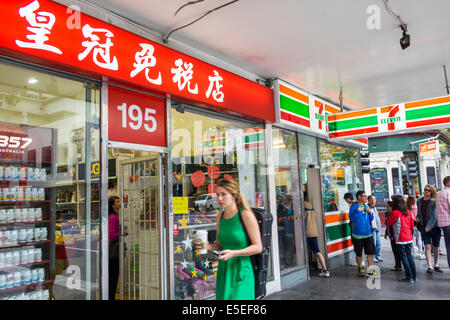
[118,153,162,300]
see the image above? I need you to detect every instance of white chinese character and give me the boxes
[171,58,198,94]
[130,43,162,85]
[15,0,62,55]
[78,24,118,71]
[206,70,224,102]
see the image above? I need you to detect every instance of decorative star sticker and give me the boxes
[178,215,189,229]
[214,271,217,278]
[195,250,200,257]
[204,258,210,266]
[175,245,182,254]
[203,275,208,282]
[182,235,193,251]
[181,260,189,269]
[191,269,198,278]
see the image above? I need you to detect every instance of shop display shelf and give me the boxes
[0,239,53,249]
[186,223,216,230]
[0,280,53,294]
[0,179,53,185]
[0,220,52,226]
[0,259,52,271]
[0,200,51,205]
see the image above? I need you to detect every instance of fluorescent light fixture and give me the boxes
[27,78,38,84]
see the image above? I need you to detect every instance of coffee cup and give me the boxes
[195,230,208,254]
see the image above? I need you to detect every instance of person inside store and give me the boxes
[385,195,417,282]
[108,196,120,300]
[304,189,330,277]
[384,201,403,271]
[348,191,376,277]
[277,194,295,267]
[194,178,261,300]
[416,184,443,273]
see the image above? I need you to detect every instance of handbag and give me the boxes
[109,240,119,260]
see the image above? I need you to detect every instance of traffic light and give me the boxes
[406,158,417,180]
[360,149,370,174]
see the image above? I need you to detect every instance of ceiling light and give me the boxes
[27,78,38,84]
[400,25,410,50]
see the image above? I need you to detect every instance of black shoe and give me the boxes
[426,267,434,273]
[434,266,443,273]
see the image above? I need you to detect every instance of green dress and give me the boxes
[216,210,255,300]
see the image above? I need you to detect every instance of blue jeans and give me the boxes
[398,243,417,280]
[372,229,381,258]
[442,226,450,268]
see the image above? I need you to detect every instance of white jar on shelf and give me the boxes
[3,231,10,245]
[19,167,27,180]
[18,229,27,244]
[5,166,12,180]
[4,188,10,202]
[34,168,41,181]
[18,187,24,201]
[40,168,47,181]
[22,270,31,285]
[6,209,14,223]
[40,227,47,240]
[14,209,21,222]
[25,228,33,242]
[0,252,4,267]
[4,251,12,266]
[0,209,6,223]
[5,273,14,288]
[31,269,38,284]
[34,228,41,241]
[0,231,3,245]
[0,274,5,290]
[0,166,4,180]
[25,187,32,201]
[32,188,38,201]
[38,268,44,282]
[13,271,21,287]
[27,248,35,262]
[27,167,34,180]
[35,208,42,221]
[35,248,42,262]
[10,188,17,201]
[12,250,20,265]
[28,208,35,222]
[9,230,18,244]
[12,167,19,181]
[38,188,45,201]
[20,249,28,264]
[20,208,29,222]
[42,289,49,300]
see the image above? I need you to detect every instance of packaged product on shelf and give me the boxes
[38,268,44,282]
[31,269,38,284]
[5,273,14,288]
[27,167,34,181]
[40,168,47,181]
[25,229,33,242]
[28,208,35,222]
[10,188,17,201]
[0,166,4,180]
[19,167,26,180]
[34,168,40,181]
[0,189,4,201]
[13,271,21,287]
[34,228,41,241]
[6,209,14,223]
[40,228,47,240]
[14,209,21,222]
[38,188,45,201]
[0,210,6,223]
[4,188,10,202]
[32,188,38,201]
[12,250,20,265]
[28,248,35,263]
[0,231,3,245]
[18,188,24,201]
[4,166,12,181]
[0,274,5,290]
[0,252,4,267]
[3,231,11,245]
[12,167,19,181]
[25,187,32,201]
[42,289,49,300]
[18,229,26,243]
[9,230,18,244]
[21,270,31,285]
[20,209,28,222]
[35,208,42,221]
[35,248,42,262]
[20,249,28,264]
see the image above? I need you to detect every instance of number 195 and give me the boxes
[117,103,157,133]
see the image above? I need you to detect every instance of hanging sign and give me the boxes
[328,96,450,141]
[108,86,166,147]
[0,0,274,122]
[419,140,438,156]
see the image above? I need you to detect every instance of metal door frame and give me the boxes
[116,152,165,300]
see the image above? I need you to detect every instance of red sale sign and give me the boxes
[108,86,166,147]
[0,0,275,123]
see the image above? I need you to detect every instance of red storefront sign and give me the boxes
[419,141,438,156]
[108,86,166,147]
[0,0,274,122]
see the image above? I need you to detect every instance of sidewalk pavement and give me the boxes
[265,228,449,300]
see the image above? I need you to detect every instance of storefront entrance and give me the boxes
[107,148,165,300]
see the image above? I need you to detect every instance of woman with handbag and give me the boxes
[195,178,262,300]
[108,196,120,300]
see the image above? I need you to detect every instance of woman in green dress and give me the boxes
[195,178,262,300]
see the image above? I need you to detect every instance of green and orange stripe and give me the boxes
[327,108,379,139]
[278,83,310,128]
[405,96,450,129]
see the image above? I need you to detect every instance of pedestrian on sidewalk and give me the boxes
[384,201,402,271]
[349,190,375,277]
[436,176,450,269]
[416,184,443,273]
[406,195,425,259]
[386,195,417,283]
[368,195,383,262]
[304,190,329,277]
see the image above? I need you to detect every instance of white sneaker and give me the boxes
[319,270,330,278]
[419,254,426,260]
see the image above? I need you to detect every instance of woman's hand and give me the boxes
[194,239,209,252]
[218,250,235,261]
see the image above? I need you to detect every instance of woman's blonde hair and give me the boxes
[424,184,437,199]
[216,178,252,213]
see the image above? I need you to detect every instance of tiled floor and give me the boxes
[265,228,449,300]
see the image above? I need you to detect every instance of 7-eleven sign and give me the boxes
[310,97,341,137]
[378,103,406,132]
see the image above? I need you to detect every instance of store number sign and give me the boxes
[108,86,166,147]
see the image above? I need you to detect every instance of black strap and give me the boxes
[237,209,251,247]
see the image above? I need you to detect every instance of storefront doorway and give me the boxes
[107,148,165,300]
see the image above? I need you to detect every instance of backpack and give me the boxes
[237,207,273,300]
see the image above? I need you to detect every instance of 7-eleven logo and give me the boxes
[314,101,327,131]
[380,105,401,131]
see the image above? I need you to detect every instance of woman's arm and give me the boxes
[385,210,398,226]
[219,210,262,261]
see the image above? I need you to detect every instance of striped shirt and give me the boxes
[437,187,450,227]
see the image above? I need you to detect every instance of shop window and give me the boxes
[170,106,268,300]
[0,62,100,300]
[426,166,437,189]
